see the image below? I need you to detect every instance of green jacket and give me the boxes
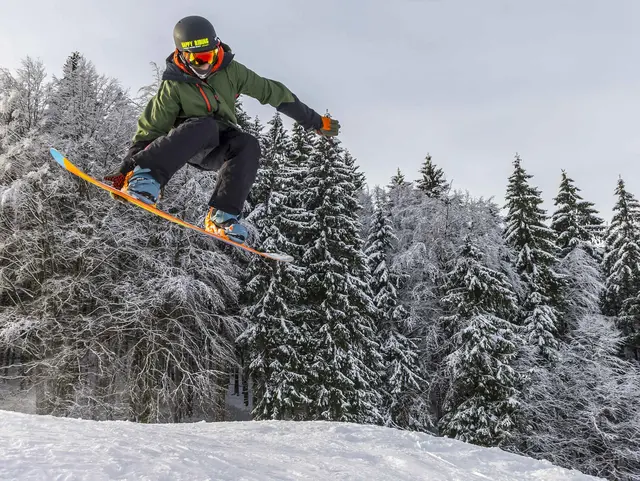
[133,45,323,143]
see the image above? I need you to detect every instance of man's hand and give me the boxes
[318,116,340,137]
[104,158,135,190]
[104,141,150,189]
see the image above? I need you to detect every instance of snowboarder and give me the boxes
[104,15,340,244]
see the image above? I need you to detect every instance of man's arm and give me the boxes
[231,60,324,131]
[104,81,181,188]
[132,81,181,144]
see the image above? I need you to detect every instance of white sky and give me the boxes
[1,0,639,218]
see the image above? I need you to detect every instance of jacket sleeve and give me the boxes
[232,60,323,131]
[132,81,181,143]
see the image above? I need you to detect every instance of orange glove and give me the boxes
[318,116,340,137]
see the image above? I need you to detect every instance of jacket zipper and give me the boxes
[196,84,212,113]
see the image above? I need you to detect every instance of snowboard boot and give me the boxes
[204,207,248,244]
[122,166,162,206]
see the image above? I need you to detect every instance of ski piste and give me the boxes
[49,148,294,263]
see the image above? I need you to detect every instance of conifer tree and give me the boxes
[246,112,289,221]
[551,170,605,333]
[344,150,366,193]
[439,236,521,446]
[551,170,604,258]
[358,186,375,242]
[602,177,640,358]
[246,117,264,140]
[289,122,315,168]
[241,257,311,419]
[235,99,264,139]
[416,153,449,199]
[237,112,264,218]
[238,116,313,419]
[387,167,421,217]
[618,296,640,360]
[389,168,407,188]
[300,136,384,424]
[235,99,253,131]
[504,154,561,359]
[285,122,316,247]
[602,177,640,316]
[365,186,428,431]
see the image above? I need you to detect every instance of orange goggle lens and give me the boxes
[186,48,219,66]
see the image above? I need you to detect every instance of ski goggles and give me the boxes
[184,47,220,66]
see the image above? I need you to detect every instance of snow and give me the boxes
[0,410,603,481]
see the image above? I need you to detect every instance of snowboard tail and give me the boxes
[49,148,294,263]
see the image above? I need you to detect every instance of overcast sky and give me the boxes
[1,0,638,218]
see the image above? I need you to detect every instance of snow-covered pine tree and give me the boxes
[237,113,313,420]
[416,153,449,199]
[240,253,310,420]
[247,117,264,140]
[344,150,366,193]
[365,186,428,431]
[235,100,251,130]
[344,148,372,240]
[285,121,317,248]
[300,135,384,425]
[551,170,606,333]
[551,170,604,258]
[237,111,264,219]
[389,167,407,188]
[438,236,521,446]
[618,296,640,361]
[229,104,264,401]
[245,113,289,224]
[235,99,264,139]
[503,154,561,359]
[602,177,640,359]
[358,185,375,242]
[602,177,640,316]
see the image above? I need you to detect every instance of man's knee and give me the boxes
[242,133,261,159]
[225,131,261,166]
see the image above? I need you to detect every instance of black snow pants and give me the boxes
[133,116,261,216]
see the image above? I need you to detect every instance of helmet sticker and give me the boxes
[181,38,210,49]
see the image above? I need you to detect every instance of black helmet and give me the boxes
[173,16,220,53]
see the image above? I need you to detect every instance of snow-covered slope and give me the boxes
[0,410,602,481]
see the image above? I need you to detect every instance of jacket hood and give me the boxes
[163,42,235,83]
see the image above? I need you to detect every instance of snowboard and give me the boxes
[49,148,294,263]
